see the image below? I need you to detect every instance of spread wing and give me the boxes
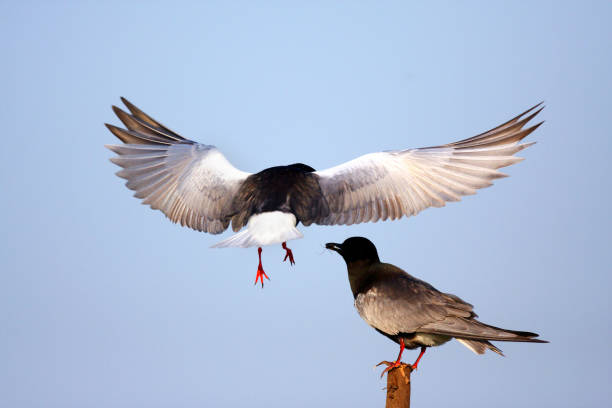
[105,98,251,234]
[311,104,543,226]
[355,264,543,342]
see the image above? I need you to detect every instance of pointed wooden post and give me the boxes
[384,363,412,408]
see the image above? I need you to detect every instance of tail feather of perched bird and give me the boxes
[325,237,547,374]
[455,339,504,356]
[106,98,543,286]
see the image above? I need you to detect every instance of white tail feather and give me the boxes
[456,338,504,356]
[456,338,486,355]
[211,211,304,248]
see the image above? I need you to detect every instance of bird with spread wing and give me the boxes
[105,98,543,286]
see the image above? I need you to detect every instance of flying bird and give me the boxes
[105,98,543,286]
[326,237,547,376]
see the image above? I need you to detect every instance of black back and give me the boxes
[229,163,330,231]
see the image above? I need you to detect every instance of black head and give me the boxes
[326,236,380,263]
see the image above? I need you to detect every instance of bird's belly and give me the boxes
[404,333,452,348]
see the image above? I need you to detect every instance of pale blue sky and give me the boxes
[1,1,610,407]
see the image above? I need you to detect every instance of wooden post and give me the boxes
[384,363,412,408]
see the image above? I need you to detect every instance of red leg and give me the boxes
[254,247,270,288]
[377,338,405,377]
[411,346,427,370]
[282,242,295,265]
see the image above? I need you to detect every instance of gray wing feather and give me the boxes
[105,98,251,233]
[418,317,535,341]
[313,104,543,226]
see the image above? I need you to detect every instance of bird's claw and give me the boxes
[283,249,295,265]
[376,360,401,378]
[376,360,411,378]
[282,243,295,265]
[254,266,270,288]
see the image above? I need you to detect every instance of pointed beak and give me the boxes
[325,242,342,253]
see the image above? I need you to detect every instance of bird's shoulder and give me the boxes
[362,262,439,297]
[355,263,436,319]
[354,263,476,333]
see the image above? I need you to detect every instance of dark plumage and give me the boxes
[230,164,329,231]
[105,98,543,286]
[326,237,547,375]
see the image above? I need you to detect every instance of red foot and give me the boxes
[377,344,426,377]
[254,247,270,288]
[254,265,269,288]
[282,242,295,265]
[376,360,402,378]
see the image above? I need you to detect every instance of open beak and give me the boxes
[325,242,342,253]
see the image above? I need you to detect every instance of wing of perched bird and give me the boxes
[309,104,543,226]
[325,237,547,374]
[355,263,543,345]
[105,97,251,234]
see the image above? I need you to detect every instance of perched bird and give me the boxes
[105,98,543,286]
[326,237,547,375]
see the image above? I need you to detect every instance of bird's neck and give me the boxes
[346,260,376,298]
